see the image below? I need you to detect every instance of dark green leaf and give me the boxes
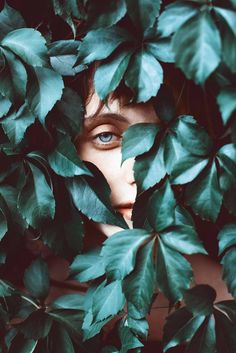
[51,293,85,310]
[23,258,50,299]
[18,162,55,229]
[0,3,25,40]
[222,27,236,74]
[1,28,48,67]
[125,0,161,32]
[127,317,149,339]
[124,239,155,318]
[158,1,199,37]
[217,143,236,192]
[82,309,110,340]
[214,6,236,37]
[48,309,83,339]
[147,181,175,232]
[17,310,52,340]
[220,248,236,298]
[215,300,236,324]
[8,334,37,353]
[218,223,236,255]
[214,310,236,352]
[156,238,193,302]
[70,248,105,282]
[121,123,159,163]
[125,50,163,102]
[153,85,175,123]
[217,86,236,124]
[0,280,15,296]
[185,162,223,222]
[172,11,221,84]
[101,229,150,280]
[1,103,35,144]
[49,323,75,353]
[118,321,143,353]
[76,26,131,65]
[92,280,125,321]
[48,131,91,177]
[184,285,216,316]
[26,66,64,125]
[94,50,132,101]
[0,93,11,118]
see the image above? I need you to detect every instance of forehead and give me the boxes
[85,92,159,124]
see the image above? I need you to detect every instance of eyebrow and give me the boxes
[83,113,129,130]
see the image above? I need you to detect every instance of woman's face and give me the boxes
[77,92,159,236]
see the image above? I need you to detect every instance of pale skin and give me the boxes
[46,91,232,343]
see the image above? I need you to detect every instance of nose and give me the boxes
[121,158,136,185]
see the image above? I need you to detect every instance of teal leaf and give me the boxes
[48,131,91,177]
[176,115,212,156]
[66,166,128,229]
[214,6,236,37]
[26,66,64,125]
[23,258,50,299]
[101,229,150,280]
[217,144,236,192]
[156,238,193,302]
[118,321,143,353]
[125,50,163,102]
[17,310,52,340]
[0,93,11,118]
[0,3,25,40]
[8,334,37,353]
[217,86,236,124]
[184,285,216,316]
[1,103,35,144]
[147,181,176,232]
[51,293,85,310]
[163,133,190,175]
[18,162,55,228]
[94,49,132,101]
[76,26,131,65]
[127,317,149,339]
[134,140,166,191]
[121,123,159,164]
[0,279,15,296]
[92,280,125,321]
[48,309,83,341]
[145,37,174,63]
[70,248,105,282]
[1,28,48,67]
[163,307,205,352]
[222,27,236,74]
[49,323,75,353]
[172,11,221,84]
[158,1,199,37]
[125,0,161,32]
[0,207,7,241]
[161,207,207,255]
[82,309,110,340]
[153,85,175,123]
[0,48,27,102]
[220,248,236,298]
[124,239,155,318]
[185,162,223,222]
[218,223,236,255]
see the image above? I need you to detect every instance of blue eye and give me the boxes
[97,132,114,143]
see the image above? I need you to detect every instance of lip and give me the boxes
[115,203,134,221]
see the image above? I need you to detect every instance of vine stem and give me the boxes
[21,295,40,309]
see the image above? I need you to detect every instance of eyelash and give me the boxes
[92,131,121,149]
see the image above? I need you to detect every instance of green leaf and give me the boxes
[0,279,15,296]
[218,223,236,255]
[82,309,110,340]
[172,11,221,84]
[217,86,236,124]
[87,0,127,29]
[23,258,50,299]
[156,238,193,302]
[185,162,223,222]
[0,48,27,102]
[70,248,105,282]
[124,239,155,318]
[94,50,132,101]
[222,27,236,74]
[18,162,55,228]
[48,131,91,177]
[125,50,163,102]
[48,309,83,340]
[214,6,236,37]
[153,85,175,123]
[0,3,25,40]
[49,323,75,353]
[121,123,159,164]
[1,103,35,144]
[0,208,7,241]
[26,66,64,125]
[145,37,174,63]
[220,248,236,299]
[118,321,143,353]
[214,310,236,352]
[51,293,85,310]
[158,1,199,37]
[1,28,48,67]
[184,285,216,316]
[218,144,236,192]
[125,0,161,32]
[147,181,176,232]
[17,310,52,340]
[134,140,166,191]
[163,307,205,352]
[66,167,128,229]
[215,301,236,324]
[127,317,149,339]
[0,93,11,118]
[76,26,131,65]
[8,334,37,353]
[176,115,212,156]
[101,229,150,280]
[92,280,125,321]
[161,207,207,255]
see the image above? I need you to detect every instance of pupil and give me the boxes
[99,133,112,142]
